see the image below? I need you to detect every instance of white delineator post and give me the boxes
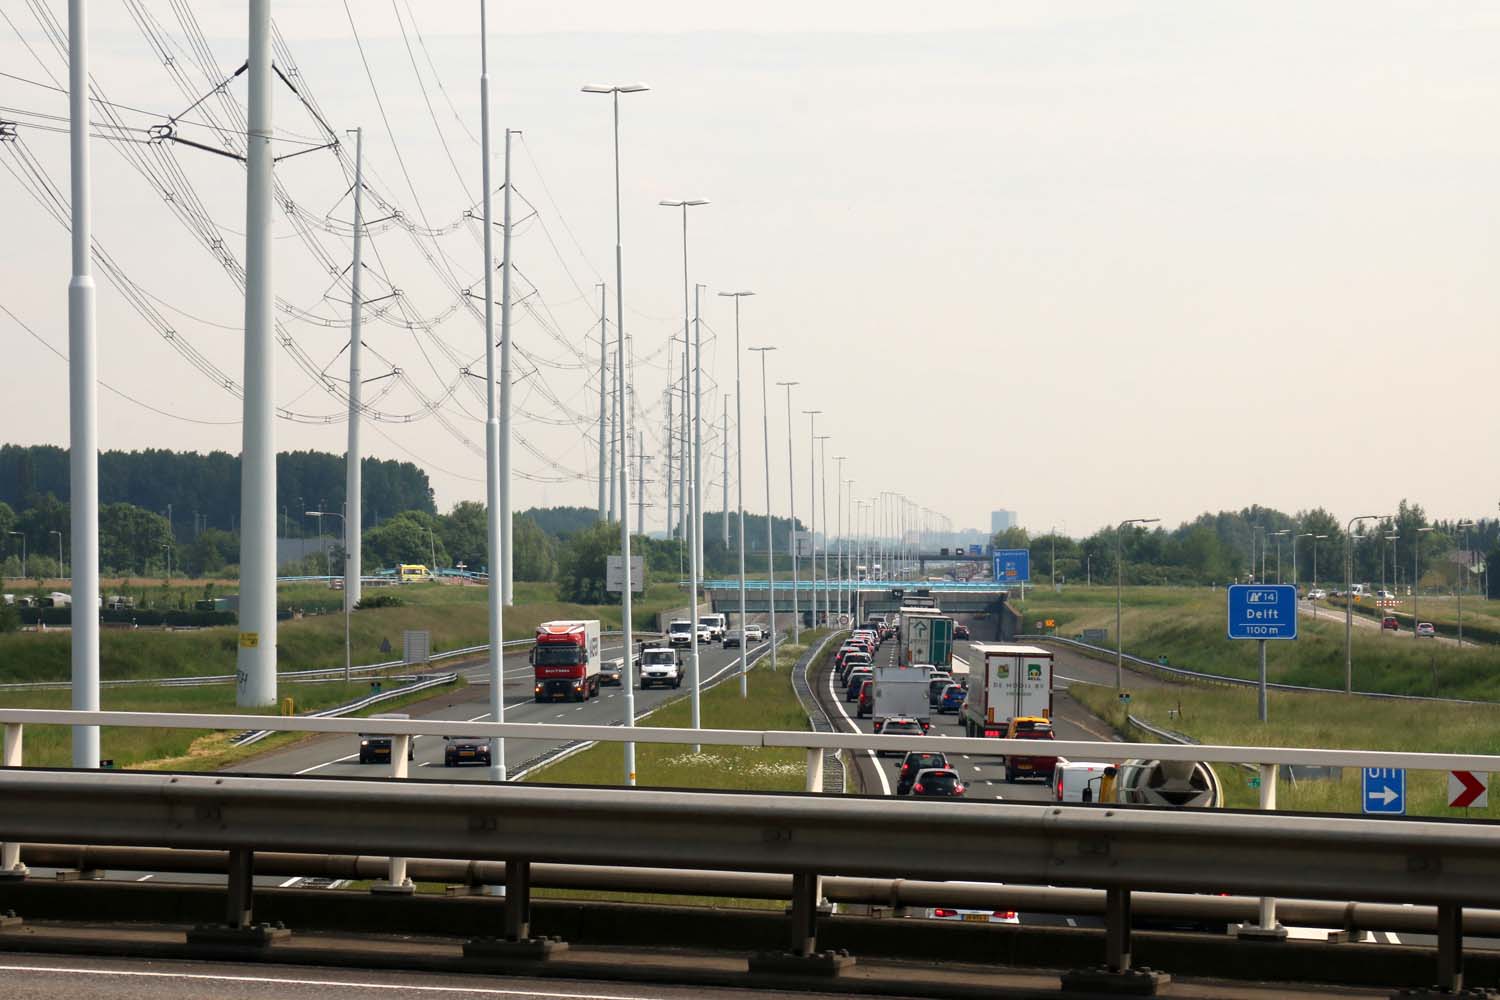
[237,0,277,709]
[480,1,506,781]
[500,127,517,608]
[66,0,100,766]
[345,127,364,617]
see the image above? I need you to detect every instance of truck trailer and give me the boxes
[960,643,1053,738]
[871,664,933,732]
[531,620,602,702]
[898,606,955,669]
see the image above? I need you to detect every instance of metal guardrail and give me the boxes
[1024,633,1500,707]
[8,706,1500,773]
[229,671,460,747]
[704,579,1019,592]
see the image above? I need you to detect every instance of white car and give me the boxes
[927,907,1019,924]
[744,623,766,642]
[1306,589,1327,601]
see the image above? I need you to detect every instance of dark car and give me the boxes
[896,750,950,795]
[910,767,965,798]
[839,652,872,683]
[1004,717,1057,784]
[953,624,971,639]
[938,683,965,714]
[846,668,873,701]
[928,675,955,707]
[358,734,415,764]
[1381,616,1399,631]
[443,735,491,767]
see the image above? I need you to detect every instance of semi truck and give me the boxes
[871,664,933,732]
[531,619,602,702]
[899,606,955,669]
[960,643,1053,738]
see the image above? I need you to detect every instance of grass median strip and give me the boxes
[1070,679,1500,817]
[524,634,829,791]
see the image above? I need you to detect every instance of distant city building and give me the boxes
[991,509,1017,534]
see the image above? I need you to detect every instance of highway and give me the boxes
[231,633,774,782]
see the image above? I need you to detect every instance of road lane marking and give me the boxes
[135,874,153,882]
[277,876,302,888]
[0,964,673,998]
[294,752,359,775]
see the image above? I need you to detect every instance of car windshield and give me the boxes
[699,617,716,626]
[534,645,584,666]
[669,622,691,634]
[905,753,945,770]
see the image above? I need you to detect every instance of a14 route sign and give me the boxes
[1449,770,1489,809]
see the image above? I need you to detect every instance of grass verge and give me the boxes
[1018,586,1500,701]
[1070,679,1500,818]
[9,675,464,771]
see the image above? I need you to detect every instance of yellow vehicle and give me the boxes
[397,564,431,583]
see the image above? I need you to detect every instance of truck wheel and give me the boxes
[673,678,681,688]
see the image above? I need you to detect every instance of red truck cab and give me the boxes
[531,620,601,702]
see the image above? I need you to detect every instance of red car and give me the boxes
[1004,717,1057,784]
[857,679,873,718]
[1381,616,1399,631]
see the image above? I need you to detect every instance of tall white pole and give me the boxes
[679,346,688,543]
[722,396,730,549]
[690,283,703,746]
[781,382,800,643]
[751,347,777,668]
[818,437,829,625]
[834,457,845,621]
[637,431,646,538]
[805,413,818,628]
[66,0,100,766]
[480,1,506,780]
[725,296,750,696]
[614,90,638,785]
[345,127,364,617]
[664,362,674,538]
[597,284,607,520]
[500,127,516,607]
[237,0,277,709]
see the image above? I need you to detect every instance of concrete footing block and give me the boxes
[1060,966,1171,995]
[370,881,416,896]
[463,936,569,961]
[185,923,291,948]
[747,949,856,976]
[0,909,22,930]
[0,868,28,883]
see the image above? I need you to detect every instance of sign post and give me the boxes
[1226,585,1298,723]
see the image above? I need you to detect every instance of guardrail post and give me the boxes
[1062,886,1169,994]
[1105,887,1131,972]
[0,724,25,879]
[185,847,287,947]
[789,870,818,956]
[373,734,414,894]
[462,858,568,961]
[1436,903,1463,994]
[804,748,823,793]
[1235,763,1288,942]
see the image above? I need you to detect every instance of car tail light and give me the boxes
[995,910,1016,920]
[933,908,957,918]
[984,728,1001,738]
[913,783,924,793]
[1056,773,1065,800]
[919,721,930,732]
[954,784,965,794]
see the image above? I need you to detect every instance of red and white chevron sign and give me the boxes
[1448,770,1488,809]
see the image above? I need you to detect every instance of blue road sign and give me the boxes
[993,549,1030,583]
[968,544,982,556]
[1226,584,1299,640]
[1362,767,1405,815]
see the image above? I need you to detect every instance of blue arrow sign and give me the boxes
[993,549,1030,584]
[1226,584,1299,640]
[1362,767,1405,815]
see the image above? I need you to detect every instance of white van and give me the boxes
[699,613,727,643]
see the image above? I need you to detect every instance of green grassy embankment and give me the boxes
[1070,680,1500,817]
[0,581,685,684]
[1017,587,1500,701]
[7,675,464,771]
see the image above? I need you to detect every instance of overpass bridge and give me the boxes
[701,580,1020,637]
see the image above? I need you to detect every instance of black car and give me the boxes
[358,735,415,764]
[927,674,955,707]
[910,767,965,798]
[896,750,950,795]
[443,735,491,767]
[954,624,971,639]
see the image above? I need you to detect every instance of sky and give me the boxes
[1,2,1496,539]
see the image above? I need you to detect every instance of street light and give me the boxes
[1413,526,1435,638]
[718,291,754,696]
[584,81,649,786]
[1344,514,1387,693]
[815,434,831,627]
[160,542,172,581]
[1305,534,1328,619]
[1271,530,1290,584]
[8,531,25,579]
[802,410,822,628]
[49,530,63,581]
[660,199,710,576]
[1115,517,1159,688]
[1294,532,1313,590]
[1456,520,1476,645]
[307,510,353,683]
[778,381,800,643]
[750,346,778,666]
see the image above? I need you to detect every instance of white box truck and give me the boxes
[961,643,1053,738]
[872,664,933,732]
[899,607,955,668]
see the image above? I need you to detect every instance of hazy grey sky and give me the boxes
[2,2,1496,537]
